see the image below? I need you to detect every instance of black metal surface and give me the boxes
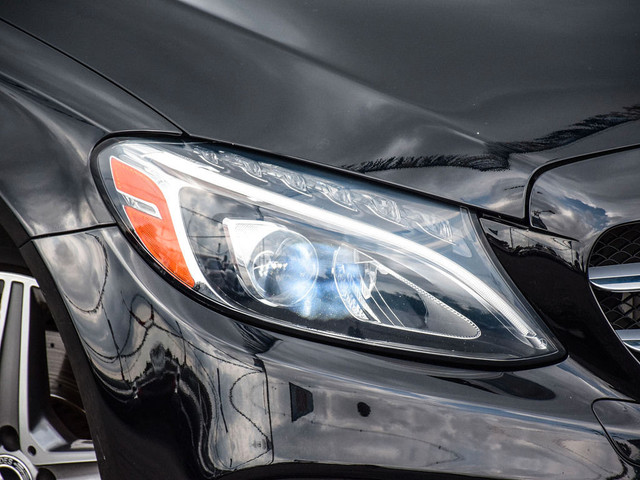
[593,400,640,466]
[23,226,640,479]
[529,147,640,253]
[0,22,179,244]
[2,1,640,218]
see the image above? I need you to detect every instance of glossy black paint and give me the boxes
[594,400,640,466]
[2,1,640,218]
[27,227,639,479]
[0,22,179,243]
[0,2,638,479]
[481,217,640,401]
[530,146,640,253]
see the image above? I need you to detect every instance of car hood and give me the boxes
[2,0,640,218]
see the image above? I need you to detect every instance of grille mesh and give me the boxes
[590,223,640,267]
[593,289,640,329]
[590,222,640,330]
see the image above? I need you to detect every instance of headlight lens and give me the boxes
[94,139,561,363]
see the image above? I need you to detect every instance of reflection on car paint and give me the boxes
[482,218,581,270]
[36,232,272,476]
[345,104,640,174]
[482,217,640,403]
[34,228,640,478]
[530,147,640,251]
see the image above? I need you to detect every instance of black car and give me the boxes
[0,2,639,479]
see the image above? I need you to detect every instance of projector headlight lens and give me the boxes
[224,219,319,307]
[94,138,561,364]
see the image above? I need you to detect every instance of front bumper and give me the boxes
[25,226,639,479]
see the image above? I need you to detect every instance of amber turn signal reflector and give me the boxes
[110,156,195,287]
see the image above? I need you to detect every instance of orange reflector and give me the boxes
[110,156,195,287]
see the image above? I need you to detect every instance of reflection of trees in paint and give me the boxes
[347,104,640,173]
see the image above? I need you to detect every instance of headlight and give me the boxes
[93,138,561,364]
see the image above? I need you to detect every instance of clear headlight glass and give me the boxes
[94,138,561,363]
